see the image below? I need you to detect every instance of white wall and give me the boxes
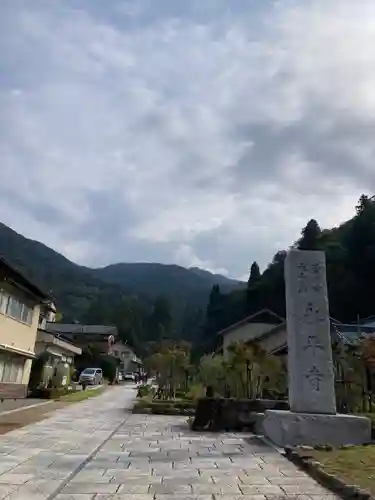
[223,322,279,358]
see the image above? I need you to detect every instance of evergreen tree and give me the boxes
[298,219,321,250]
[247,261,261,288]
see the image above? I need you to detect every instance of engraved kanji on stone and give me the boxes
[312,283,323,293]
[305,365,324,391]
[311,262,323,275]
[303,335,324,355]
[302,302,325,324]
[297,262,309,279]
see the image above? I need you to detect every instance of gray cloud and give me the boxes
[0,0,374,278]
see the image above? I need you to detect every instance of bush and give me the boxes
[30,387,72,399]
[137,384,155,398]
[132,399,196,416]
[186,383,205,400]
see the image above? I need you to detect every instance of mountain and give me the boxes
[0,222,243,328]
[92,262,241,306]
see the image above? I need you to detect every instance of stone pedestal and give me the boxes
[263,410,371,447]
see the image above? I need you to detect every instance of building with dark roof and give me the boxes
[0,256,50,398]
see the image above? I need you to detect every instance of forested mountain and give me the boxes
[203,194,375,354]
[1,194,374,357]
[0,221,242,353]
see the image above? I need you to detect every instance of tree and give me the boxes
[247,262,261,288]
[356,194,373,215]
[148,296,172,341]
[247,262,262,312]
[145,340,192,398]
[197,355,227,395]
[298,219,321,250]
[224,341,285,399]
[203,285,224,341]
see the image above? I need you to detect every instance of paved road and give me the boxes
[0,385,337,499]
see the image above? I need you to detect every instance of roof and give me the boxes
[0,255,50,301]
[244,317,354,353]
[332,323,375,346]
[359,315,375,328]
[45,323,118,336]
[38,329,82,355]
[217,308,284,337]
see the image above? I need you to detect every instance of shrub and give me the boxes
[186,383,205,400]
[132,399,196,416]
[31,387,72,399]
[137,384,155,398]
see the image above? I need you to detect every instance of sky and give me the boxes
[1,0,375,281]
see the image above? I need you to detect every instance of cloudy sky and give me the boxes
[1,0,374,280]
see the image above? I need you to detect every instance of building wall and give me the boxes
[257,326,287,353]
[0,282,40,353]
[222,322,279,358]
[0,282,41,397]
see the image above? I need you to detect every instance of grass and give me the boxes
[307,446,375,495]
[58,386,106,403]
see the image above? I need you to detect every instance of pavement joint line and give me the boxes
[0,400,54,417]
[46,412,132,500]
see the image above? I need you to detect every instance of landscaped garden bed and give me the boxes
[285,444,375,500]
[132,397,196,416]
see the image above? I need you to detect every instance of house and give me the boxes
[216,308,284,358]
[112,343,143,375]
[45,322,143,376]
[45,323,118,355]
[0,256,50,398]
[217,307,375,358]
[32,303,82,389]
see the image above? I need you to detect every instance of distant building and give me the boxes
[216,308,284,357]
[45,323,142,374]
[34,304,82,389]
[0,256,50,397]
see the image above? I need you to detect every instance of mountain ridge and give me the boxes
[0,221,243,325]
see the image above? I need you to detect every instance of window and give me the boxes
[5,296,33,325]
[0,355,24,384]
[0,291,9,315]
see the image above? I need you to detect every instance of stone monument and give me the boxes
[262,249,371,447]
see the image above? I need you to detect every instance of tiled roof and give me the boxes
[0,255,50,300]
[217,308,284,337]
[45,323,118,336]
[332,324,375,345]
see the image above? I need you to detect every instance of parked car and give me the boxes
[79,368,103,386]
[123,372,135,382]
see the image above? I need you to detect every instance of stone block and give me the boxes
[262,410,371,447]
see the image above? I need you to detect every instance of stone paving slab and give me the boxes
[0,384,340,500]
[56,413,340,500]
[0,385,136,499]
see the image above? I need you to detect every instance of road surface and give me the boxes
[0,385,337,499]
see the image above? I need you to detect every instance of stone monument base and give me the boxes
[262,410,371,447]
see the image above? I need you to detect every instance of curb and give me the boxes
[284,446,374,500]
[0,400,53,418]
